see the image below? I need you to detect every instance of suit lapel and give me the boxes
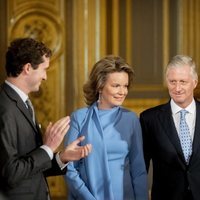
[17,100,38,132]
[158,102,186,164]
[2,83,38,133]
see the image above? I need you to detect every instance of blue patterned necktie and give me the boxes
[179,109,192,163]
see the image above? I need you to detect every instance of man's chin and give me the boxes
[173,95,184,101]
[173,98,187,106]
[32,87,40,93]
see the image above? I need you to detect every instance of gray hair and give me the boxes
[165,55,198,81]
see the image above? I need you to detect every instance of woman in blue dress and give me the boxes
[64,55,148,200]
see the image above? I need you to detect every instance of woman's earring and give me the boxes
[98,92,102,104]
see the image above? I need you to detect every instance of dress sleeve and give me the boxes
[139,112,152,171]
[129,116,149,200]
[64,112,96,200]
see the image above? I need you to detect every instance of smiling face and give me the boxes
[98,71,129,110]
[25,55,50,93]
[166,64,198,108]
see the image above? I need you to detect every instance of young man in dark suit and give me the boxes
[140,55,199,200]
[0,38,92,200]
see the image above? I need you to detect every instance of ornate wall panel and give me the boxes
[125,0,168,99]
[7,0,67,198]
[71,0,107,109]
[178,0,200,63]
[178,0,200,98]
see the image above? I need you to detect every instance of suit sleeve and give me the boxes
[44,154,67,177]
[0,110,53,188]
[64,112,96,200]
[129,116,149,200]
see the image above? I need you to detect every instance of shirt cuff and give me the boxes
[40,145,53,160]
[55,152,68,170]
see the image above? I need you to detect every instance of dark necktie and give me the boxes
[26,98,35,124]
[179,109,192,163]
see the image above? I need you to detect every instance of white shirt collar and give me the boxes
[170,98,196,115]
[5,80,28,102]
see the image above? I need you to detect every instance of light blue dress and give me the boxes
[64,102,148,200]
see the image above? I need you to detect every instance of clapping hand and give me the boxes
[59,136,92,163]
[43,116,70,152]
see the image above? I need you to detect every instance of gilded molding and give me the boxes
[123,98,168,115]
[112,0,119,55]
[9,10,64,62]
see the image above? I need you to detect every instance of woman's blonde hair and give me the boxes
[83,55,134,106]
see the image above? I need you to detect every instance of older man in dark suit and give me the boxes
[0,38,92,200]
[140,55,200,200]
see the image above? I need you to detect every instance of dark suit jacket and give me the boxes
[0,83,66,200]
[140,100,200,200]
